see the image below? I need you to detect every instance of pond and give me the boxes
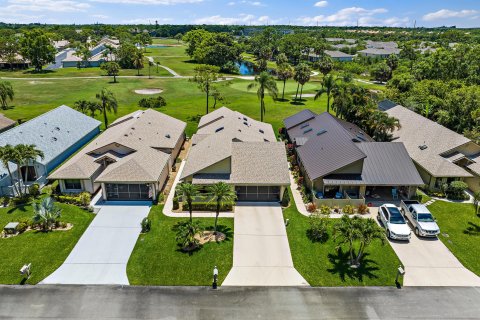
[147,45,169,49]
[235,61,274,76]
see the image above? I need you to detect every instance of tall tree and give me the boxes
[354,219,385,265]
[0,34,20,71]
[133,49,144,76]
[333,215,362,265]
[174,33,183,43]
[293,63,311,101]
[18,144,44,194]
[318,55,334,76]
[276,53,294,100]
[96,88,118,128]
[314,74,337,113]
[19,29,55,72]
[206,182,236,234]
[191,64,220,114]
[176,183,200,223]
[247,71,278,122]
[101,61,121,83]
[0,81,14,109]
[74,100,101,118]
[0,145,20,196]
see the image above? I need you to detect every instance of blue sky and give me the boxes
[0,0,479,27]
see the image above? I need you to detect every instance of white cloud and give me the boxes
[6,0,90,12]
[297,6,389,26]
[91,14,109,19]
[227,1,265,7]
[193,14,278,25]
[314,1,328,8]
[90,0,202,5]
[122,17,173,23]
[423,9,478,21]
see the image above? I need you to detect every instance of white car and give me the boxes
[378,204,411,241]
[403,204,440,237]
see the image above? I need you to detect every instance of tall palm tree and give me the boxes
[176,183,200,223]
[133,49,144,76]
[333,215,362,265]
[293,63,311,101]
[206,182,237,234]
[74,100,101,118]
[0,81,14,110]
[247,71,278,122]
[19,144,44,194]
[0,144,20,196]
[314,74,337,114]
[276,62,294,100]
[96,88,118,128]
[354,218,385,265]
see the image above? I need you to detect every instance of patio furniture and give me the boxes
[335,192,343,199]
[392,188,398,200]
[4,222,19,235]
[316,192,324,199]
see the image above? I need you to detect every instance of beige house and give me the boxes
[49,109,186,201]
[180,107,290,202]
[380,100,480,192]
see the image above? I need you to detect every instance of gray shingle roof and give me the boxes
[283,109,316,130]
[325,50,354,59]
[0,105,101,165]
[379,100,474,177]
[358,48,401,56]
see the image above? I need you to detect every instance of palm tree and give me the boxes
[354,219,385,265]
[0,81,14,110]
[293,63,311,101]
[0,144,20,196]
[206,182,237,234]
[96,88,118,128]
[74,100,101,118]
[176,183,200,223]
[473,191,480,216]
[314,74,337,113]
[19,144,44,194]
[32,197,62,231]
[277,62,294,100]
[369,111,401,142]
[333,215,361,265]
[191,65,220,114]
[247,71,278,122]
[133,49,144,76]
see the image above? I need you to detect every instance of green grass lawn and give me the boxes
[0,66,171,78]
[428,201,480,276]
[284,189,402,286]
[127,205,234,285]
[0,202,94,284]
[230,80,317,94]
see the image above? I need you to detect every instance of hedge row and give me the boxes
[182,201,234,212]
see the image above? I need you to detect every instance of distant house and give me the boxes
[0,114,15,133]
[180,107,290,202]
[53,40,70,51]
[49,109,186,201]
[0,54,29,70]
[61,38,119,68]
[284,110,424,206]
[379,100,480,192]
[0,106,101,196]
[358,48,401,59]
[308,50,354,62]
[365,40,398,49]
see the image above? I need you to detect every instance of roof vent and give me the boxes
[259,129,264,134]
[51,137,57,142]
[317,129,327,136]
[356,135,366,141]
[124,134,128,137]
[215,127,224,133]
[165,134,171,138]
[243,117,247,121]
[419,144,428,150]
[303,128,313,134]
[243,122,248,126]
[300,123,309,129]
[54,127,60,131]
[264,138,269,142]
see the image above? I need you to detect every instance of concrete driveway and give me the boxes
[222,203,308,286]
[42,202,151,285]
[372,208,480,286]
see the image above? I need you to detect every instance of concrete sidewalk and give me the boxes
[222,203,308,286]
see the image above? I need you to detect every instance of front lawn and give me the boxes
[428,201,480,276]
[127,205,234,285]
[284,189,402,286]
[0,202,94,284]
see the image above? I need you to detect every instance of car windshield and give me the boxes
[417,213,435,222]
[387,207,406,224]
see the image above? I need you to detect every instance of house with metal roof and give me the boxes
[308,50,354,62]
[379,100,480,192]
[358,47,401,59]
[180,107,290,202]
[49,109,186,201]
[284,110,424,206]
[0,106,101,196]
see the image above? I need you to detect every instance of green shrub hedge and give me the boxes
[183,201,234,212]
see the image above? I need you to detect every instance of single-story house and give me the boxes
[284,110,424,206]
[180,107,290,202]
[365,40,398,49]
[0,114,15,133]
[358,48,401,59]
[49,109,186,201]
[53,40,70,51]
[308,50,354,62]
[0,54,29,69]
[379,100,480,192]
[62,38,119,68]
[0,106,101,196]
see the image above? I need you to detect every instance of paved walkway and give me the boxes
[289,170,309,217]
[371,208,480,286]
[222,203,308,286]
[41,202,151,285]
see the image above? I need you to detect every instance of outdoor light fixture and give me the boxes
[20,263,31,279]
[212,266,219,289]
[396,265,405,288]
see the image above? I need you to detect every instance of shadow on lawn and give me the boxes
[290,100,306,106]
[7,204,28,214]
[463,222,480,236]
[204,224,233,242]
[327,249,379,282]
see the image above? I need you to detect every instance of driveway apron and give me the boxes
[41,202,151,285]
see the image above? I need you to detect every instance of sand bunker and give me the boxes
[134,88,163,95]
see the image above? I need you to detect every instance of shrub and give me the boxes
[332,205,340,213]
[281,189,290,207]
[172,197,179,210]
[342,205,356,215]
[307,213,329,242]
[183,201,234,212]
[138,96,167,109]
[318,205,331,215]
[8,196,30,207]
[174,220,202,251]
[141,217,151,233]
[28,183,40,197]
[357,204,370,215]
[446,181,469,200]
[306,202,317,213]
[157,192,165,203]
[0,197,8,207]
[17,218,31,233]
[78,192,91,207]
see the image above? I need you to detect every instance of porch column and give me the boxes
[101,183,107,200]
[359,185,366,198]
[407,186,417,199]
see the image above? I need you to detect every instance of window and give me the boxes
[65,179,82,190]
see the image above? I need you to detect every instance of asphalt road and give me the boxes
[1,285,479,319]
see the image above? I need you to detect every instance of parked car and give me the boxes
[400,200,440,237]
[378,204,411,240]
